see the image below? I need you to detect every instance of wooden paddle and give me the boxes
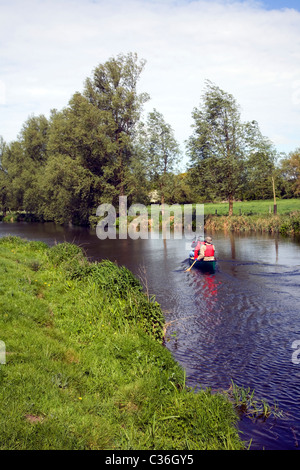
[185,259,198,272]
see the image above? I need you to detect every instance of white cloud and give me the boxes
[0,0,300,159]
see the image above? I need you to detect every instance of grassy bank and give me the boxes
[203,198,300,216]
[180,199,300,235]
[204,211,300,235]
[0,212,42,223]
[2,199,300,235]
[0,236,243,450]
[203,199,300,235]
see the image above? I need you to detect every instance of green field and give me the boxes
[203,199,300,216]
[0,236,244,450]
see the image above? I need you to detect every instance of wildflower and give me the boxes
[78,397,82,400]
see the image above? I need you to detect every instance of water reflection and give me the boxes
[190,272,219,313]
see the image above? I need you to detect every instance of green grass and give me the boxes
[201,199,300,234]
[203,198,300,216]
[0,236,244,450]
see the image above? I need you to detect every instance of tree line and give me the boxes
[0,52,299,225]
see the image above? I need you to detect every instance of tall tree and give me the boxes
[0,136,9,215]
[38,154,97,225]
[1,115,50,213]
[44,94,108,224]
[20,115,50,213]
[280,148,300,197]
[83,52,149,202]
[20,114,49,164]
[243,120,278,200]
[137,108,180,204]
[187,81,245,215]
[47,94,109,175]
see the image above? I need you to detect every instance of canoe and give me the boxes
[189,257,217,273]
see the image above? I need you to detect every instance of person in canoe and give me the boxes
[190,237,205,260]
[197,236,216,261]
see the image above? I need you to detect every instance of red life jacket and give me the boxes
[194,241,205,259]
[204,243,215,257]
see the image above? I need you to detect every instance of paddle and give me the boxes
[185,258,198,272]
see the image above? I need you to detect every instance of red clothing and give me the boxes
[203,243,215,258]
[194,241,205,259]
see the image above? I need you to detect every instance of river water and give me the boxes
[1,221,300,450]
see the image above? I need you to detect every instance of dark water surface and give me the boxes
[1,222,300,450]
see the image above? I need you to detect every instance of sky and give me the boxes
[1,0,300,168]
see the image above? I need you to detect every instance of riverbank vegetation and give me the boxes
[205,212,300,236]
[203,199,300,235]
[1,199,300,236]
[0,236,244,450]
[0,52,299,228]
[204,198,300,216]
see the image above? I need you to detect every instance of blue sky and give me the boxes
[261,0,300,9]
[0,0,299,164]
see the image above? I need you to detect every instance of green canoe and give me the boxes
[188,257,217,273]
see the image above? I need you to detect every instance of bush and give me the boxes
[89,260,142,297]
[47,242,86,264]
[46,242,93,279]
[0,235,27,246]
[279,212,300,235]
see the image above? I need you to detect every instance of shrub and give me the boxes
[47,242,92,279]
[0,235,28,247]
[47,242,86,264]
[88,260,142,297]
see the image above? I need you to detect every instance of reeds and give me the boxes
[204,212,300,235]
[227,380,283,421]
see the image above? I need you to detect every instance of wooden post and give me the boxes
[272,176,277,215]
[228,195,233,216]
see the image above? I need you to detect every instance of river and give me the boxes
[1,221,300,450]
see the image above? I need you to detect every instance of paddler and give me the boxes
[192,237,205,260]
[197,236,215,261]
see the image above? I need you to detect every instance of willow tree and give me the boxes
[280,148,300,197]
[0,115,50,213]
[136,108,180,204]
[83,52,149,202]
[187,81,246,215]
[0,136,9,215]
[243,120,278,201]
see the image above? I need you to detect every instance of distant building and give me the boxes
[149,190,160,203]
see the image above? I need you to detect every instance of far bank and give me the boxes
[1,198,300,236]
